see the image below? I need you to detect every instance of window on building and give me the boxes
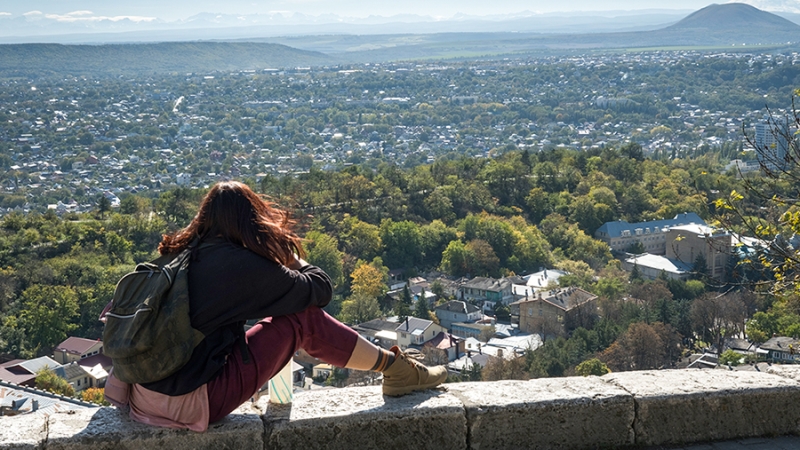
[527,308,533,316]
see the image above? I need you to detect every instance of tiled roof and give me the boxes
[0,381,98,414]
[423,332,458,350]
[54,337,102,355]
[395,317,433,334]
[461,277,512,291]
[596,212,704,238]
[517,287,597,311]
[54,362,89,381]
[11,357,60,375]
[625,253,692,275]
[435,301,480,314]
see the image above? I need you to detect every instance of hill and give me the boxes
[0,42,333,77]
[667,3,800,33]
[263,4,800,62]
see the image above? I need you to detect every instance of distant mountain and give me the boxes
[666,3,800,32]
[0,42,332,77]
[257,4,800,62]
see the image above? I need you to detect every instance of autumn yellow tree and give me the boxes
[350,262,387,300]
[339,261,386,324]
[81,387,110,406]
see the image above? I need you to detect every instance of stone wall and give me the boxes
[4,367,800,450]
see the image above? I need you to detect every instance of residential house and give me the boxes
[760,337,800,363]
[451,322,495,341]
[395,317,447,349]
[458,277,516,312]
[512,287,598,338]
[409,284,437,308]
[594,212,705,254]
[53,337,103,365]
[388,269,407,290]
[53,362,94,392]
[422,332,464,362]
[511,268,568,299]
[434,301,482,330]
[351,319,399,349]
[312,363,335,380]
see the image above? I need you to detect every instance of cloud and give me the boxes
[23,10,43,17]
[0,12,11,17]
[43,12,157,23]
[65,11,95,17]
[729,0,800,13]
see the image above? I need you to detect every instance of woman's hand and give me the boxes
[286,255,309,270]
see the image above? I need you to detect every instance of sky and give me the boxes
[2,0,798,21]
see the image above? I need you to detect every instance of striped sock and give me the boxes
[371,349,396,372]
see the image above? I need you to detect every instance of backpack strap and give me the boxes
[238,329,252,365]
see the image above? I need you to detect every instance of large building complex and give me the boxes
[594,213,705,254]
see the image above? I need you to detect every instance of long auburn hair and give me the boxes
[158,181,303,265]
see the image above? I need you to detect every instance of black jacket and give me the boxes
[142,237,332,396]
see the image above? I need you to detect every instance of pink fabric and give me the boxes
[206,306,358,423]
[129,383,210,432]
[103,372,130,409]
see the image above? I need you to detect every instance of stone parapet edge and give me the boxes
[2,367,800,450]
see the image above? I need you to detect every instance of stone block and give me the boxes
[0,413,47,449]
[765,364,800,381]
[262,385,465,450]
[45,406,263,450]
[446,377,634,450]
[603,369,800,447]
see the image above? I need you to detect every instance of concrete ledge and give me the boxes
[3,369,800,450]
[260,386,466,450]
[603,369,800,447]
[447,377,634,449]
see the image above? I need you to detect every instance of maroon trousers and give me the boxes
[206,306,358,423]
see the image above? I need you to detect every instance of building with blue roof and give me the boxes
[594,212,705,254]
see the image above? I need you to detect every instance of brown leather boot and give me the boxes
[382,346,447,396]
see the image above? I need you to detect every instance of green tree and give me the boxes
[441,240,469,276]
[304,231,345,288]
[575,358,611,376]
[339,216,382,261]
[719,349,743,366]
[414,290,430,320]
[35,368,75,397]
[18,285,79,356]
[465,239,500,277]
[339,292,381,325]
[380,219,423,268]
[97,195,111,219]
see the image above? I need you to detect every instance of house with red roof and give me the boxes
[53,337,103,365]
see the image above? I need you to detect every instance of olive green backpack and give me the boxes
[102,245,205,384]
